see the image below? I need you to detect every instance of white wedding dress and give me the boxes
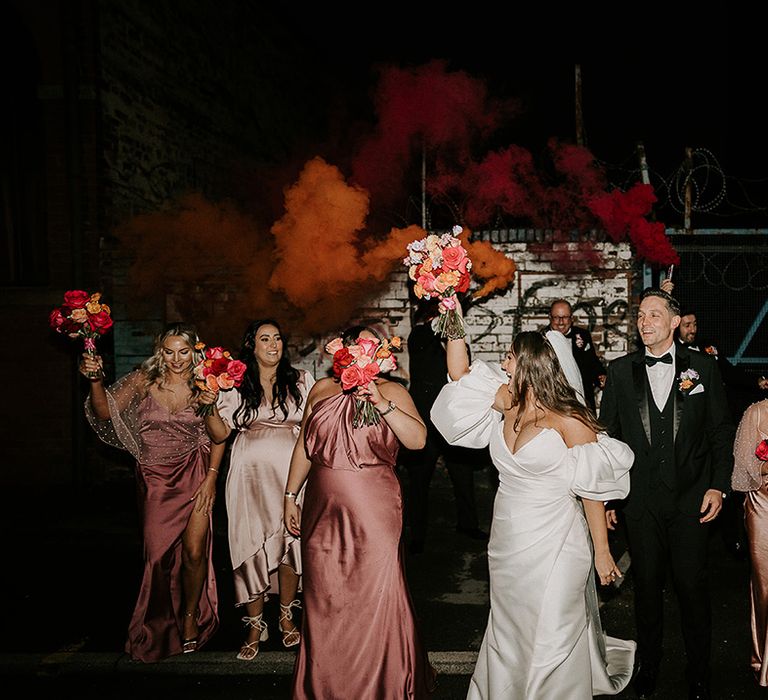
[431,360,636,699]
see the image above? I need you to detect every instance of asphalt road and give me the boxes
[2,460,763,699]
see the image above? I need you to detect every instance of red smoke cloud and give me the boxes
[351,60,516,206]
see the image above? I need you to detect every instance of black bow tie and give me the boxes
[645,353,673,367]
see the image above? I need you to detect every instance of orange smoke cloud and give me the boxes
[459,229,517,299]
[269,157,428,334]
[115,193,281,347]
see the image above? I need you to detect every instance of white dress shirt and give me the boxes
[645,342,676,411]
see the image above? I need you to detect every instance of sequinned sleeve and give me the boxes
[732,401,767,492]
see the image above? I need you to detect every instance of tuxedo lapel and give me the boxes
[632,355,652,445]
[673,348,689,442]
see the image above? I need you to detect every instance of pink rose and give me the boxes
[227,360,247,385]
[378,356,396,373]
[441,246,468,271]
[341,365,364,391]
[417,272,437,294]
[70,308,88,323]
[64,290,90,308]
[440,296,457,311]
[362,362,380,383]
[207,346,225,360]
[356,354,373,368]
[757,439,768,462]
[356,337,379,358]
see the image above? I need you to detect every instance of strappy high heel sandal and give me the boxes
[182,609,199,653]
[236,613,269,661]
[279,600,302,648]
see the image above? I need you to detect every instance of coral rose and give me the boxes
[217,373,235,390]
[441,246,467,271]
[340,365,364,391]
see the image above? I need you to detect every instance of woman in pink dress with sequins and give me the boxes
[284,326,437,699]
[81,323,223,662]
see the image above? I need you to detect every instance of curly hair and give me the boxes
[140,322,203,395]
[508,331,602,433]
[233,319,303,427]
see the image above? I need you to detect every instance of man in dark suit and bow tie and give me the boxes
[599,288,734,700]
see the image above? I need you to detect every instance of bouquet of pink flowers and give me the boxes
[325,334,402,427]
[403,225,471,339]
[193,344,247,416]
[49,290,114,377]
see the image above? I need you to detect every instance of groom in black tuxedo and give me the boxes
[599,288,734,700]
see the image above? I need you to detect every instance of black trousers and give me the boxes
[401,424,481,543]
[624,485,712,682]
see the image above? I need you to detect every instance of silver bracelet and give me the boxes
[377,400,397,417]
[284,491,298,500]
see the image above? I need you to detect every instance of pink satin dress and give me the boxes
[291,393,434,699]
[127,394,218,662]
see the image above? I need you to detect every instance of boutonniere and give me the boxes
[756,439,768,462]
[704,345,718,357]
[678,368,700,394]
[575,334,585,349]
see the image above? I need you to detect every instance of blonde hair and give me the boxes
[140,322,203,394]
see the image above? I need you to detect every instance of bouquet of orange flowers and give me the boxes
[49,290,113,377]
[404,225,471,339]
[325,334,402,427]
[193,344,247,417]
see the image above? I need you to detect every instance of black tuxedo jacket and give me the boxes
[599,344,734,518]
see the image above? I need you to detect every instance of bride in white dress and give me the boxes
[431,323,636,699]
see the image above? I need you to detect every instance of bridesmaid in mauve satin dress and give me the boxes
[732,399,768,686]
[82,323,224,662]
[284,328,436,699]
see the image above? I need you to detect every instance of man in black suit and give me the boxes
[402,304,488,554]
[600,288,734,700]
[548,299,605,410]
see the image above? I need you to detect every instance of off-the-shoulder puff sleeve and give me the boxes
[568,433,634,501]
[430,360,507,449]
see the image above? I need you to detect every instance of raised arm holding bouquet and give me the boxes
[50,290,113,377]
[404,225,471,340]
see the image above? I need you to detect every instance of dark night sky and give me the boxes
[267,3,764,222]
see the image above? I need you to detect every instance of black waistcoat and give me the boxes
[647,380,676,490]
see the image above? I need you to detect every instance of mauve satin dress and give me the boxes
[291,392,434,700]
[127,394,218,661]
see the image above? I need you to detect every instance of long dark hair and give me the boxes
[509,331,602,433]
[233,319,303,428]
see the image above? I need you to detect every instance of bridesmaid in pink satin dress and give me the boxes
[82,323,224,662]
[284,327,436,699]
[733,399,768,686]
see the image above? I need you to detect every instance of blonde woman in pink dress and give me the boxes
[284,326,436,699]
[733,399,768,686]
[82,323,223,662]
[200,319,314,660]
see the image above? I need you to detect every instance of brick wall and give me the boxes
[282,239,637,393]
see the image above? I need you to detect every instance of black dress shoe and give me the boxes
[689,680,710,700]
[456,527,489,541]
[633,665,657,698]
